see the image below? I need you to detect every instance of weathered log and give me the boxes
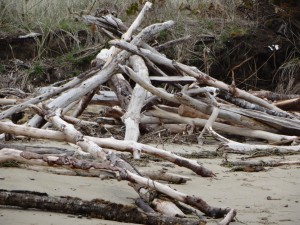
[119,63,278,132]
[217,142,300,155]
[219,209,237,225]
[0,189,204,225]
[221,158,300,168]
[0,143,74,155]
[218,90,292,118]
[140,115,176,124]
[126,170,232,218]
[62,115,100,127]
[0,88,27,99]
[99,106,124,119]
[27,20,175,128]
[90,91,119,106]
[145,107,297,143]
[152,198,185,217]
[123,55,150,159]
[178,105,229,125]
[0,98,24,106]
[149,76,196,83]
[0,121,215,177]
[221,105,300,135]
[71,90,96,118]
[0,67,101,121]
[141,169,191,184]
[108,73,132,110]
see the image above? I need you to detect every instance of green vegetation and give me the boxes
[29,63,44,77]
[0,161,19,167]
[1,0,297,93]
[0,64,5,74]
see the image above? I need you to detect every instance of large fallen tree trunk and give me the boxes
[0,189,204,225]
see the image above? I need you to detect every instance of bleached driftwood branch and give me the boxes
[0,121,214,177]
[122,55,151,159]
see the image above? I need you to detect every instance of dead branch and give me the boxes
[0,121,214,177]
[27,20,175,128]
[0,67,101,121]
[71,90,97,118]
[110,40,285,113]
[155,35,192,51]
[123,55,150,158]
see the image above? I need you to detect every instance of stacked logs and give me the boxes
[0,2,300,224]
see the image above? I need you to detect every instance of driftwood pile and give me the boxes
[1,2,300,225]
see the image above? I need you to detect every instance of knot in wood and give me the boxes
[75,134,84,142]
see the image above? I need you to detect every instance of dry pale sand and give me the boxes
[0,142,300,225]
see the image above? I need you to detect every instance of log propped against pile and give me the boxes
[0,1,299,224]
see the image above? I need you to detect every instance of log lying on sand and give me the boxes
[0,121,214,177]
[0,189,205,225]
[0,147,232,219]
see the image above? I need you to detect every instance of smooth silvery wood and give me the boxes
[110,40,285,113]
[27,20,175,127]
[0,67,101,120]
[123,55,150,159]
[119,65,277,132]
[145,107,297,143]
[0,121,214,177]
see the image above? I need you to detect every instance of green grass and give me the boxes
[0,0,251,67]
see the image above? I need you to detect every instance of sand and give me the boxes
[0,142,300,225]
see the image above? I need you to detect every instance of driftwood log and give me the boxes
[0,189,205,225]
[1,1,300,224]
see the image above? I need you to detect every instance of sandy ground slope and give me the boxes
[0,142,300,225]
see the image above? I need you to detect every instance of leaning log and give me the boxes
[110,40,285,113]
[27,20,175,128]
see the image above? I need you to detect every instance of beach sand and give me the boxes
[0,142,300,225]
